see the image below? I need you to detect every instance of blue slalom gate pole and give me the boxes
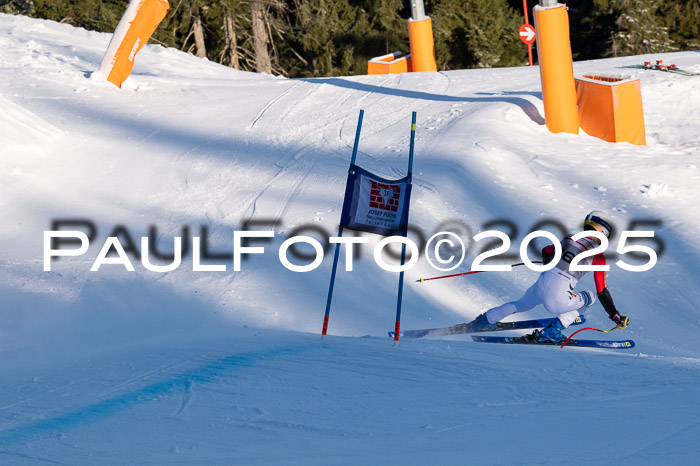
[393,242,407,346]
[322,110,364,338]
[349,110,364,166]
[407,112,416,174]
[393,111,416,345]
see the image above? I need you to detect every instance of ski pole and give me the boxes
[560,325,620,349]
[416,262,541,283]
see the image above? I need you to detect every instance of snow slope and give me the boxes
[1,13,700,464]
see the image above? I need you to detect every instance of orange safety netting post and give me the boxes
[407,1,437,72]
[408,20,437,72]
[533,1,579,134]
[99,0,170,88]
[575,75,646,146]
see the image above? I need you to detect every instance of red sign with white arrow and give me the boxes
[519,24,536,44]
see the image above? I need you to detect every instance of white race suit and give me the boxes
[485,235,608,328]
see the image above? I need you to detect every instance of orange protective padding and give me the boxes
[408,18,437,72]
[368,51,411,75]
[575,76,646,146]
[582,74,626,83]
[101,0,169,88]
[533,4,579,134]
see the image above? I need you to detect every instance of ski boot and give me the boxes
[536,318,566,343]
[468,313,494,331]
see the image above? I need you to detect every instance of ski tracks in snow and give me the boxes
[247,81,306,130]
[175,380,193,416]
[233,147,316,223]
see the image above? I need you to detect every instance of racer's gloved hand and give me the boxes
[609,312,629,329]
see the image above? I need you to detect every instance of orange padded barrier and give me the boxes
[368,52,411,75]
[408,18,437,72]
[575,75,646,146]
[533,3,579,134]
[99,0,169,88]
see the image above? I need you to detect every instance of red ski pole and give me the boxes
[560,325,620,348]
[416,262,541,283]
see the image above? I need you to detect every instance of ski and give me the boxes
[389,316,585,339]
[622,60,699,77]
[471,335,635,349]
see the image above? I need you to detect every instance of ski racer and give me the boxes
[467,211,629,343]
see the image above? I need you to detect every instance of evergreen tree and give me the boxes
[431,0,526,69]
[32,0,125,31]
[288,0,365,77]
[250,0,275,73]
[1,0,35,15]
[567,0,618,60]
[215,0,248,68]
[366,0,407,56]
[658,0,700,50]
[613,0,676,56]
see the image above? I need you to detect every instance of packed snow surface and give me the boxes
[1,13,700,464]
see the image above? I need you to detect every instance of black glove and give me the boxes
[609,312,629,329]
